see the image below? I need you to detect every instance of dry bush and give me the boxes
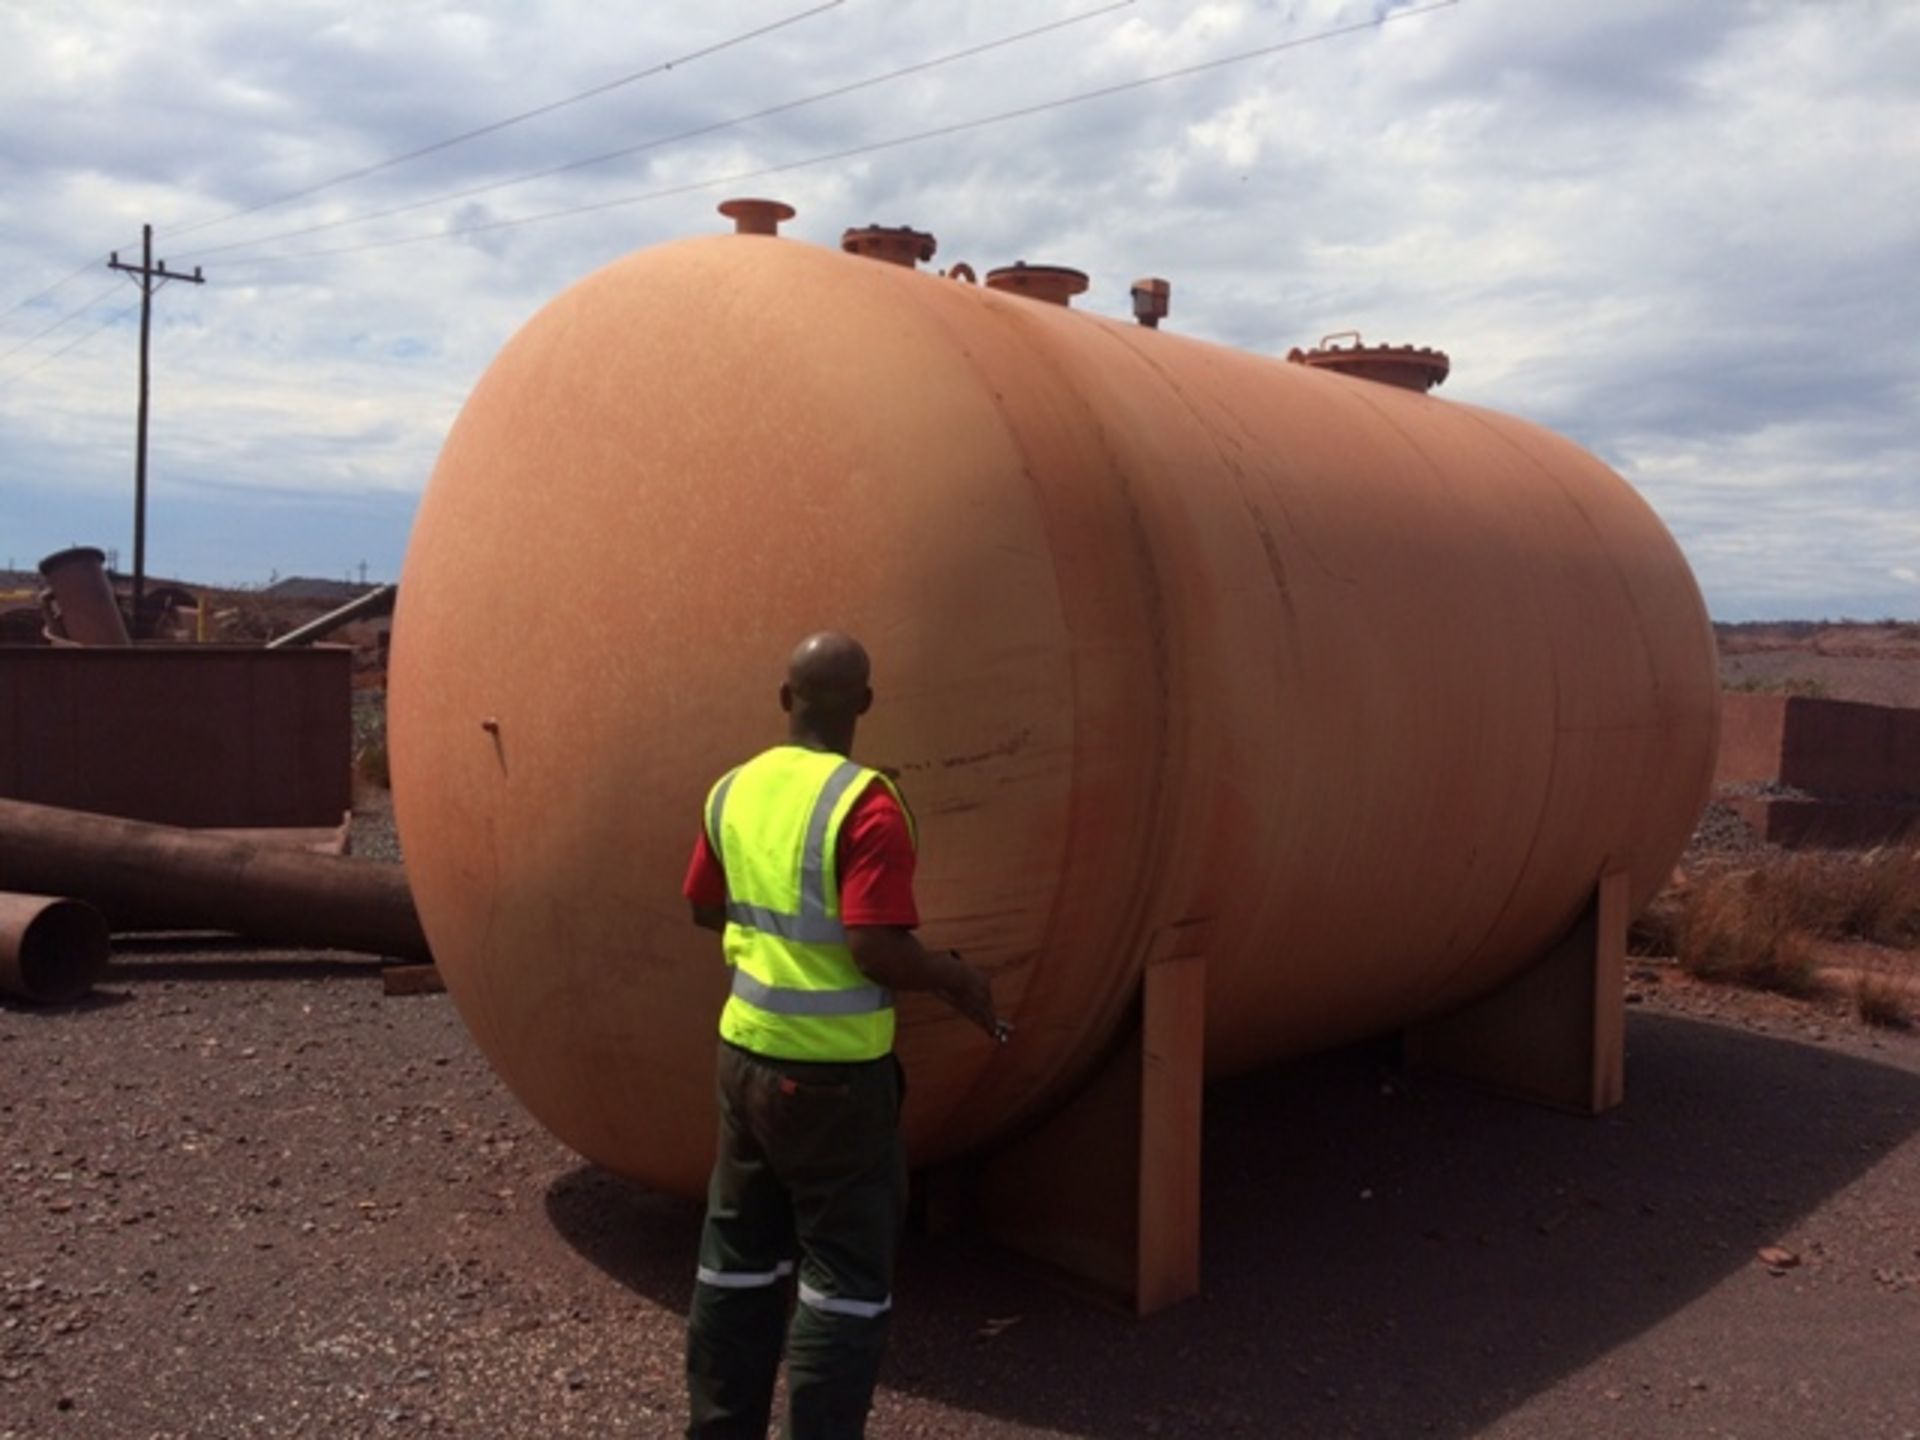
[1747,849,1920,947]
[1676,873,1825,997]
[1850,964,1915,1030]
[1851,850,1920,945]
[355,740,391,790]
[1627,894,1683,957]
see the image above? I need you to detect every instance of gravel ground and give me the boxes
[4,817,1918,1438]
[1684,800,1764,859]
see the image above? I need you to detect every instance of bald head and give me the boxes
[788,631,870,698]
[781,632,873,750]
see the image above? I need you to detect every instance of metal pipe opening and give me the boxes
[0,893,111,1004]
[841,225,937,269]
[718,198,796,236]
[984,262,1090,307]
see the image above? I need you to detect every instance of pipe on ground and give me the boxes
[0,892,111,1003]
[0,797,429,961]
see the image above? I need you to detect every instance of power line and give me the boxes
[218,0,1460,271]
[0,3,844,325]
[180,2,1135,265]
[0,282,125,367]
[0,300,140,393]
[0,255,114,331]
[162,1,847,245]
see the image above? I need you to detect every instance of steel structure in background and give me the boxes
[108,226,205,639]
[0,645,352,828]
[36,546,130,645]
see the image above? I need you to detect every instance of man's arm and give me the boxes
[684,832,727,933]
[847,926,998,1037]
[837,783,1000,1036]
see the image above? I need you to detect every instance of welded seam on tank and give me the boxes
[1333,384,1571,1006]
[1043,320,1197,1079]
[1453,407,1665,713]
[1091,326,1309,675]
[1444,408,1689,923]
[1090,324,1334,1033]
[903,287,1169,1124]
[882,289,1078,1121]
[1106,333,1359,587]
[1435,663,1568,1004]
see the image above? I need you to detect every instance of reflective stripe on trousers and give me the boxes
[695,1260,794,1289]
[798,1281,891,1319]
[692,1266,890,1318]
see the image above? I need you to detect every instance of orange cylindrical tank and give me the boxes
[389,228,1718,1199]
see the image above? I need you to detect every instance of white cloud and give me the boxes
[0,0,1915,611]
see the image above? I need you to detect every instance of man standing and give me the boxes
[682,631,1000,1439]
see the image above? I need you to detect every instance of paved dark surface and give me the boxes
[4,950,1916,1439]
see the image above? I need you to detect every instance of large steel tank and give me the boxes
[389,214,1718,1199]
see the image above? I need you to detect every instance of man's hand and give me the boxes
[938,952,1000,1040]
[847,927,1004,1040]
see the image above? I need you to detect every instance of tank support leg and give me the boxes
[1405,870,1630,1114]
[965,951,1207,1314]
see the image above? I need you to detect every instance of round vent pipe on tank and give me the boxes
[841,225,937,269]
[1288,331,1450,392]
[717,197,795,236]
[984,262,1089,307]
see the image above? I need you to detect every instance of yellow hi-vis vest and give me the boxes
[704,745,914,1062]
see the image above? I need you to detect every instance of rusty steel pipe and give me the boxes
[264,582,397,649]
[0,797,428,960]
[0,892,111,1003]
[38,546,130,646]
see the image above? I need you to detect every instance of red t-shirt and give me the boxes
[682,779,918,927]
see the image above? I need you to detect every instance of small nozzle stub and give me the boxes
[718,198,796,236]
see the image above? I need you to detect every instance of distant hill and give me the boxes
[261,576,379,605]
[1716,621,1920,708]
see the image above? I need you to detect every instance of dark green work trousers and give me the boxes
[685,1041,907,1440]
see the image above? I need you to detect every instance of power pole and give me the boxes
[109,225,204,638]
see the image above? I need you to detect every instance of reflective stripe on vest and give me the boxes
[705,767,740,874]
[730,968,891,1016]
[722,901,843,945]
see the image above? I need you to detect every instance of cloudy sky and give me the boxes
[0,0,1913,618]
